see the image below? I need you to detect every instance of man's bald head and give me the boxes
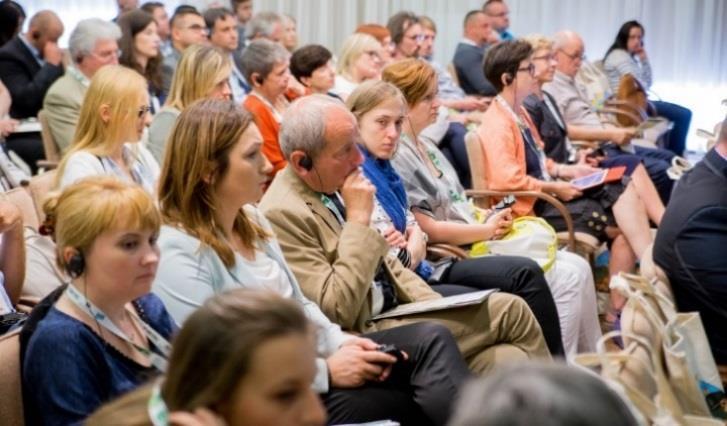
[552,30,581,51]
[552,30,585,77]
[27,11,64,49]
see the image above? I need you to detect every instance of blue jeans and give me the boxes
[653,100,692,157]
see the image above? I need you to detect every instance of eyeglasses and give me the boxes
[186,24,209,35]
[531,53,555,62]
[137,105,151,118]
[91,49,121,61]
[516,63,535,77]
[558,49,586,61]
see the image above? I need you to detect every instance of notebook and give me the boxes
[371,289,498,320]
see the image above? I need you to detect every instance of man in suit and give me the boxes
[653,116,727,365]
[204,7,249,104]
[260,95,551,375]
[0,10,64,171]
[161,6,208,93]
[452,10,497,97]
[43,19,121,154]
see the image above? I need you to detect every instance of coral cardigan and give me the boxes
[476,99,555,216]
[243,94,286,176]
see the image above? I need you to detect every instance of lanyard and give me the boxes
[320,192,345,224]
[496,96,551,181]
[147,380,169,426]
[65,284,171,372]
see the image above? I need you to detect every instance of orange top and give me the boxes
[476,100,555,217]
[243,95,286,177]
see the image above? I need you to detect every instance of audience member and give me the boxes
[113,0,139,22]
[332,33,383,100]
[259,94,551,372]
[452,10,497,97]
[0,10,64,171]
[205,7,248,104]
[0,80,17,141]
[118,9,164,111]
[87,289,326,426]
[153,99,473,425]
[21,177,176,425]
[448,362,638,426]
[43,18,121,153]
[383,59,597,358]
[603,20,692,156]
[545,30,675,203]
[0,0,25,48]
[482,0,513,41]
[289,44,337,98]
[478,40,659,329]
[654,113,727,365]
[148,45,231,162]
[0,197,24,306]
[281,13,298,52]
[232,0,253,48]
[141,2,172,57]
[241,39,291,176]
[245,11,284,43]
[355,23,395,64]
[386,11,422,60]
[161,6,207,93]
[55,65,157,193]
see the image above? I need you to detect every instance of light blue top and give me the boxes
[152,205,351,393]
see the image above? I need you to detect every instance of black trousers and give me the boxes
[430,255,564,357]
[322,322,472,426]
[5,132,44,175]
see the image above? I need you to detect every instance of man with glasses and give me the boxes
[386,11,423,60]
[453,10,497,97]
[483,0,513,42]
[161,6,208,93]
[544,30,675,203]
[43,19,121,153]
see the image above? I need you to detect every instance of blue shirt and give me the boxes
[22,294,177,426]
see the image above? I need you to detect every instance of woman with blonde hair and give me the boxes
[383,59,602,359]
[153,98,475,425]
[55,65,158,194]
[87,289,327,426]
[148,45,232,162]
[332,33,384,100]
[21,177,176,425]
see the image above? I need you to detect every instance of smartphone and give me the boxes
[485,195,515,221]
[377,344,406,363]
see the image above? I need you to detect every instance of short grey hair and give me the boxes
[279,95,348,160]
[69,18,122,63]
[552,30,580,51]
[239,39,289,84]
[245,11,283,40]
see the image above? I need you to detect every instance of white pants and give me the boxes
[545,250,602,359]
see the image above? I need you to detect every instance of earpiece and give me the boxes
[299,155,313,171]
[253,75,263,86]
[67,251,86,279]
[31,31,40,40]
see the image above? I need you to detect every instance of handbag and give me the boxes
[611,273,727,418]
[469,216,557,273]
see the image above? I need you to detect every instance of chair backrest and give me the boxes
[464,130,493,208]
[3,188,40,230]
[28,171,56,224]
[0,329,24,426]
[37,110,61,164]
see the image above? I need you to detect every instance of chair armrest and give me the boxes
[596,106,642,128]
[427,243,469,260]
[36,160,58,170]
[465,189,576,252]
[605,100,648,120]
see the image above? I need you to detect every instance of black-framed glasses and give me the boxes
[137,105,151,118]
[516,63,536,77]
[558,49,586,61]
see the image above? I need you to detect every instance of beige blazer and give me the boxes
[259,166,440,333]
[42,72,86,153]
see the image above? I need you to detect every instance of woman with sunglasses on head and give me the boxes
[148,44,232,162]
[55,65,158,194]
[331,33,384,101]
[21,177,175,425]
[480,40,659,328]
[152,99,473,425]
[87,289,327,426]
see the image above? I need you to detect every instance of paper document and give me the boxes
[371,289,498,321]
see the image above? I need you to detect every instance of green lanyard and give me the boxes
[320,193,345,224]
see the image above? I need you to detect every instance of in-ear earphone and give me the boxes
[67,251,86,279]
[300,155,313,171]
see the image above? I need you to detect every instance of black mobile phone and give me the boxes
[586,148,605,159]
[377,344,406,363]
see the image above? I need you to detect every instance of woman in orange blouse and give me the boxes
[241,39,291,177]
[476,40,655,320]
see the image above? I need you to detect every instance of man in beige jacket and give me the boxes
[259,95,551,373]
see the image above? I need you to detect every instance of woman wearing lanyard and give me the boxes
[55,65,159,195]
[477,40,655,327]
[22,177,176,425]
[241,39,292,178]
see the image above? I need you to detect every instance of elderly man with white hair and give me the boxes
[43,18,121,153]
